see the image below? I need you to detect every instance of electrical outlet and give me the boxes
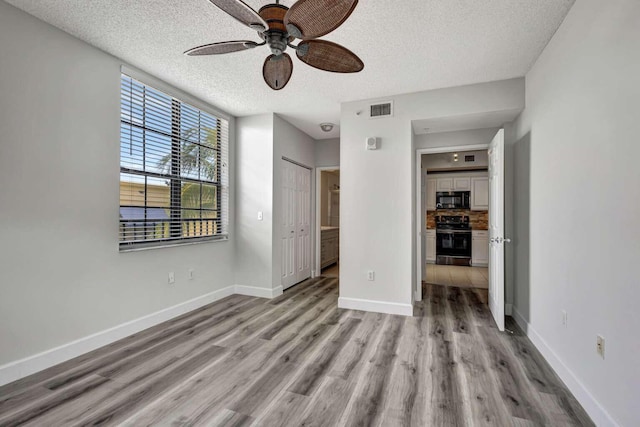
[562,310,568,327]
[596,335,605,359]
[367,271,375,281]
[257,211,263,221]
[168,272,175,284]
[188,269,195,280]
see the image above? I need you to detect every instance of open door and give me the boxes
[488,129,507,331]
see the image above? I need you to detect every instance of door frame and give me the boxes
[315,165,340,277]
[415,144,489,302]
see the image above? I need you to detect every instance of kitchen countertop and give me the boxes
[321,226,339,231]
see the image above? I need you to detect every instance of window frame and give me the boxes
[119,72,229,251]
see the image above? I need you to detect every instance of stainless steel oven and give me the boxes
[435,215,471,266]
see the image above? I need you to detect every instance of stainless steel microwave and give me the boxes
[436,191,470,209]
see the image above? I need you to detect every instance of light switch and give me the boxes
[257,211,263,221]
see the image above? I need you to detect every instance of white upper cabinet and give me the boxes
[454,177,471,191]
[437,178,453,191]
[426,178,437,210]
[471,177,489,210]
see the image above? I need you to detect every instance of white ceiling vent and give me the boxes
[369,101,393,119]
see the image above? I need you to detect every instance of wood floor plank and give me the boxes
[124,283,339,425]
[287,317,361,396]
[328,311,386,380]
[377,315,430,427]
[426,283,465,426]
[253,391,309,427]
[339,315,404,426]
[478,324,549,425]
[0,282,594,427]
[73,345,228,426]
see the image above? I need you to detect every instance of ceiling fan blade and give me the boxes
[208,0,269,32]
[296,40,364,73]
[284,0,358,39]
[185,40,259,56]
[263,53,293,90]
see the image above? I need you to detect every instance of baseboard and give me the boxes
[505,303,513,316]
[234,284,283,299]
[0,285,236,388]
[338,297,413,317]
[511,306,619,427]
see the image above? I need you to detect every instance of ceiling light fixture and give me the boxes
[320,123,335,132]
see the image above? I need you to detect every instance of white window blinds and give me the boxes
[119,74,229,249]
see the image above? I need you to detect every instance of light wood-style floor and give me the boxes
[321,262,339,277]
[0,278,592,426]
[426,264,489,289]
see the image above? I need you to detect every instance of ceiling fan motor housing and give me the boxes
[259,3,291,56]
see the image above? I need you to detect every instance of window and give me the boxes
[119,74,229,249]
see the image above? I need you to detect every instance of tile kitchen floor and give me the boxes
[425,264,488,289]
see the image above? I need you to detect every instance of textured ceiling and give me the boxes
[5,0,574,139]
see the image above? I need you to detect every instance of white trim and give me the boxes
[0,286,236,387]
[338,297,413,317]
[315,166,340,277]
[234,285,283,299]
[511,307,619,427]
[415,144,490,304]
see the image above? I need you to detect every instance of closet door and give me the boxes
[281,160,297,289]
[295,163,311,283]
[281,159,311,290]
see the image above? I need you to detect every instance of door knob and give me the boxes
[504,238,512,243]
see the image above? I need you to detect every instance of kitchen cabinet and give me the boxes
[472,230,489,267]
[454,177,471,191]
[471,177,489,211]
[321,228,339,269]
[426,179,437,210]
[426,229,436,263]
[437,178,453,191]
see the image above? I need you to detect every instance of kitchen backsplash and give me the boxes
[427,209,489,230]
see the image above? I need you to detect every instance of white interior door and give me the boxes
[281,160,297,289]
[296,163,311,283]
[281,159,311,290]
[488,129,506,331]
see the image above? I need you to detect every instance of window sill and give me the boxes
[119,235,229,253]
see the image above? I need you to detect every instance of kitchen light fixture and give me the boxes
[320,123,335,132]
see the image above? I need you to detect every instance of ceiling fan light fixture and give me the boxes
[320,123,335,132]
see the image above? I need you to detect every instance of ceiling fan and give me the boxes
[185,0,364,90]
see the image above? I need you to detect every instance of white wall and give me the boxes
[511,0,640,425]
[0,2,235,369]
[339,79,524,315]
[314,138,340,167]
[235,114,274,290]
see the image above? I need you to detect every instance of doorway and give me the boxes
[423,149,490,289]
[414,129,510,330]
[315,167,340,277]
[416,131,507,330]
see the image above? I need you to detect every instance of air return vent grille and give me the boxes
[464,155,475,162]
[369,101,393,118]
